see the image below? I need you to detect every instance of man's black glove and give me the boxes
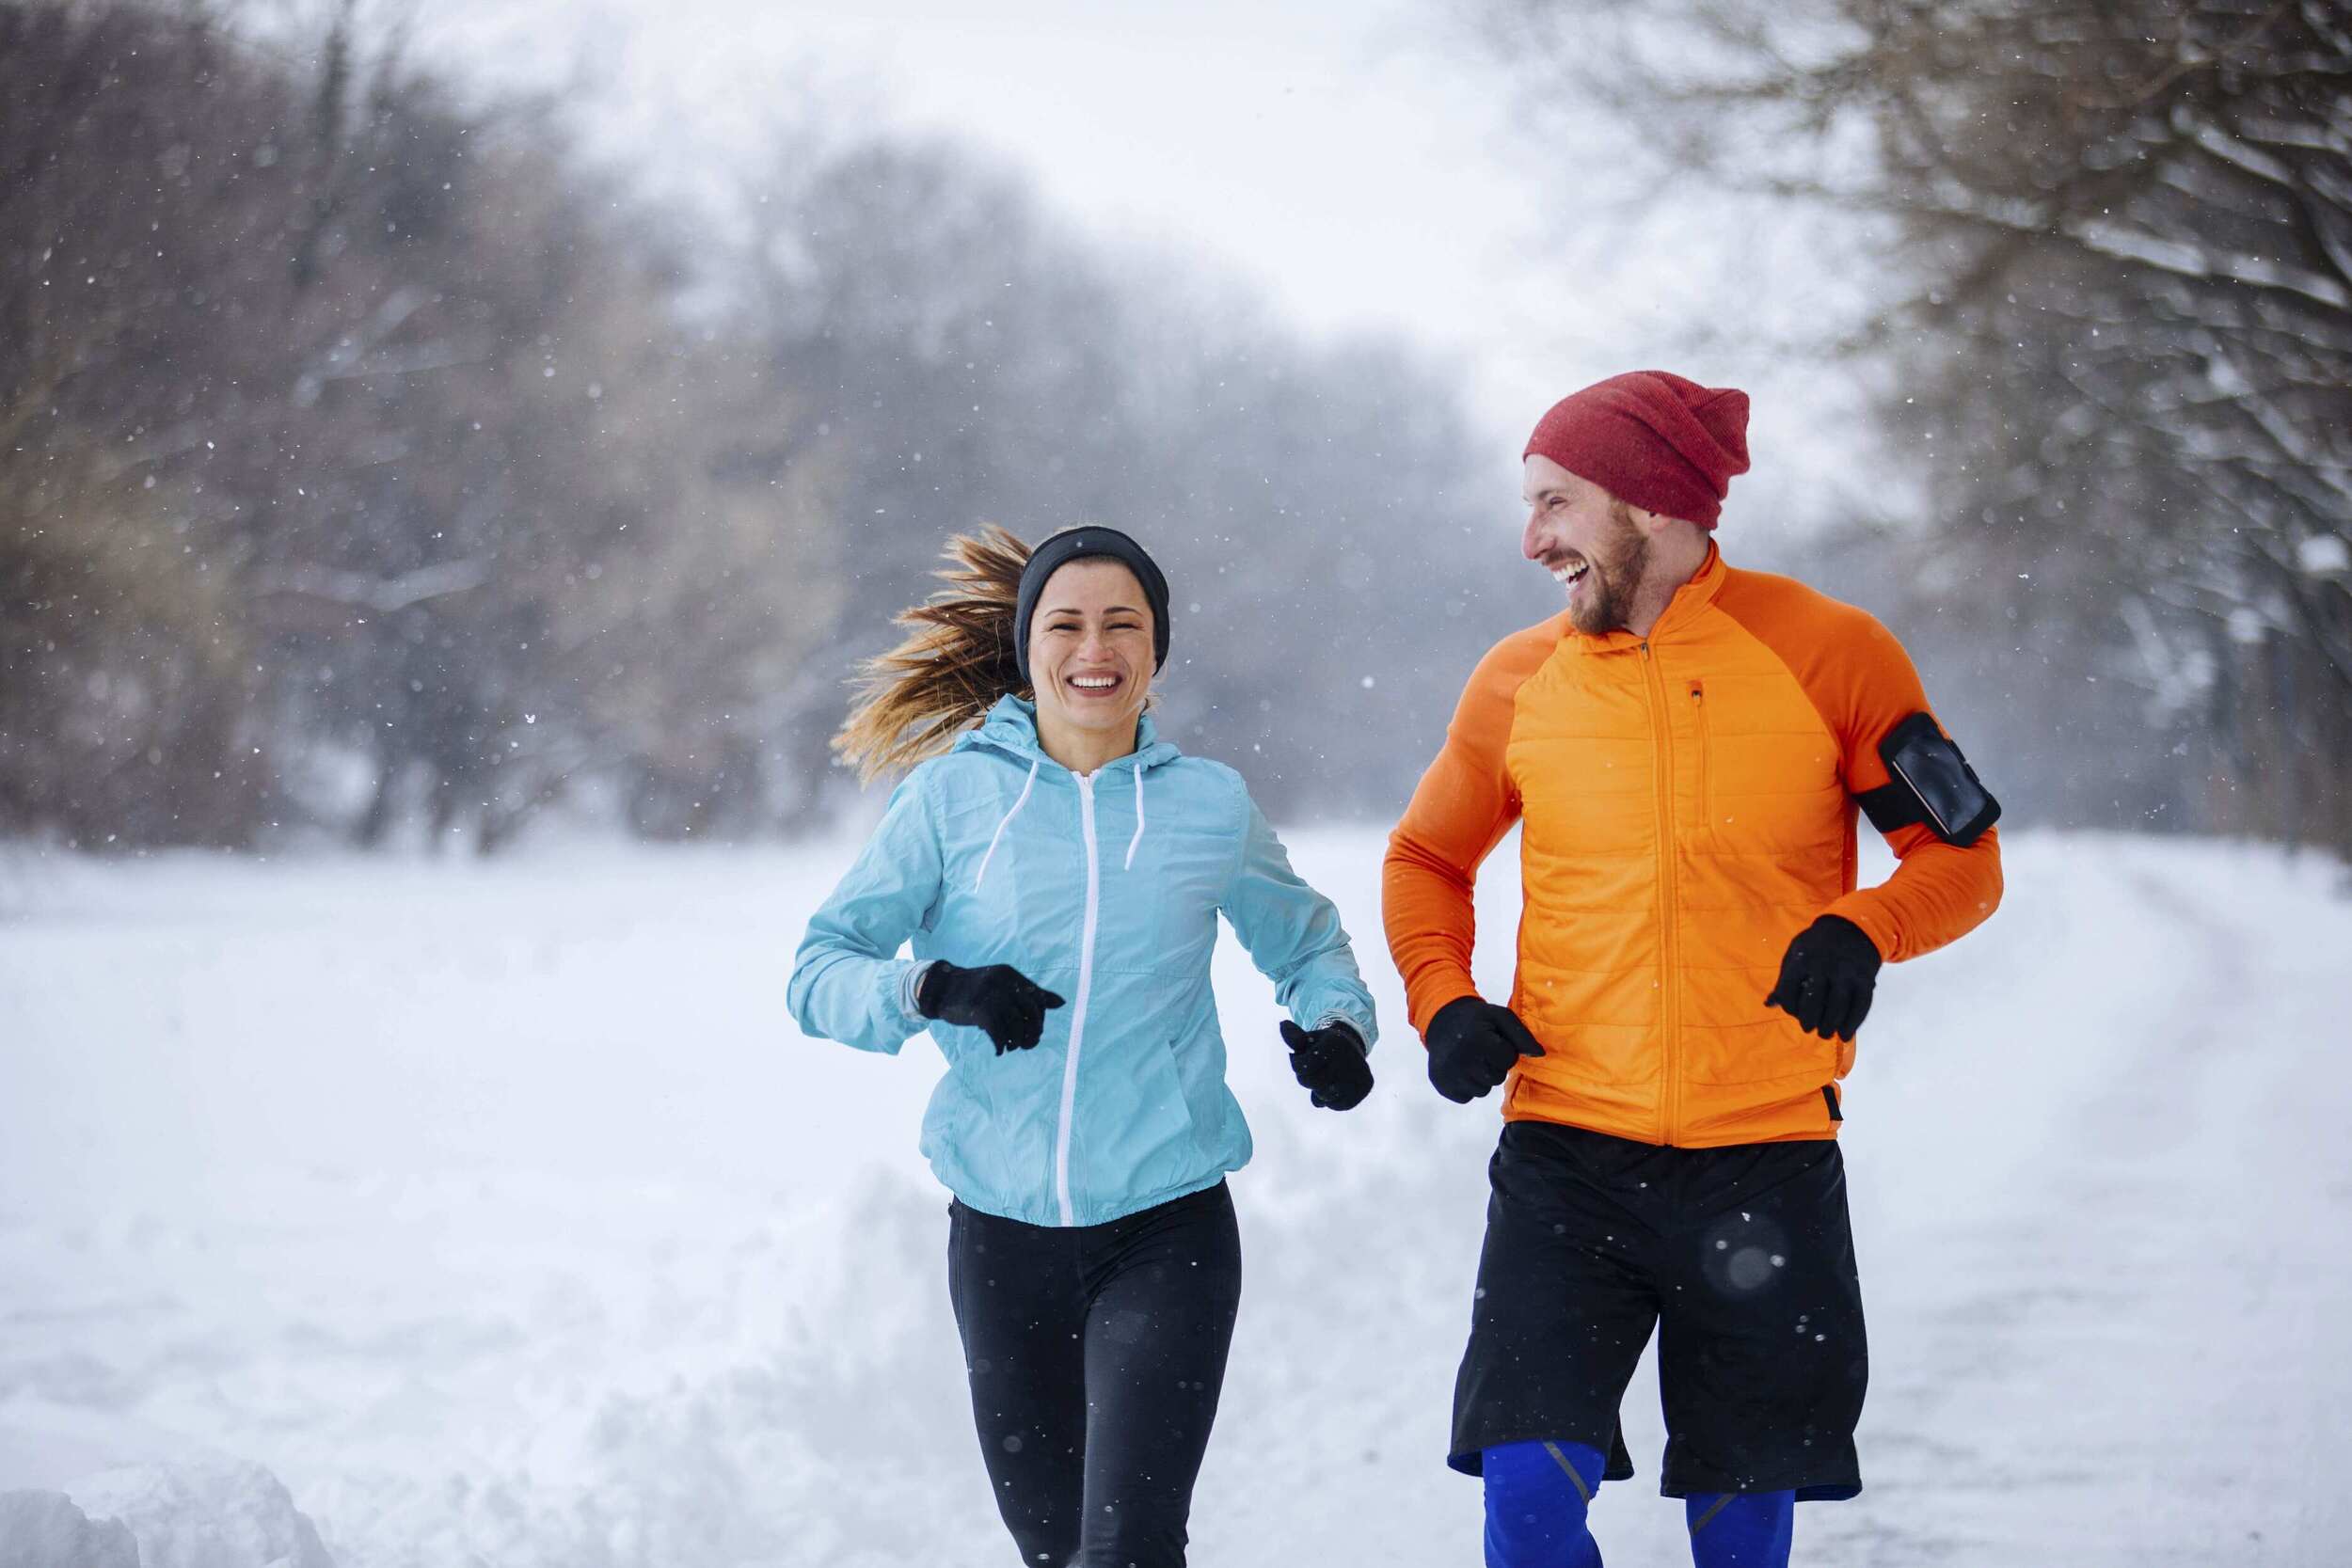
[1279,1020,1374,1111]
[915,961,1065,1054]
[1764,915,1883,1042]
[1425,996,1545,1103]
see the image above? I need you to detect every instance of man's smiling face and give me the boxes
[1520,453,1650,636]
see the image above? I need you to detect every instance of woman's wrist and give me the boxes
[903,959,939,1022]
[1312,1016,1367,1053]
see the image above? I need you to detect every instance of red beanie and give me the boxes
[1522,371,1752,529]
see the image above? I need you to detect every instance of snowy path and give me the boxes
[1,832,2346,1565]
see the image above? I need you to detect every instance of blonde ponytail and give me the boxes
[832,526,1032,784]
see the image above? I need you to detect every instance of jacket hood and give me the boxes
[956,693,1183,775]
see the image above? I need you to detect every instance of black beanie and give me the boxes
[1013,527,1172,685]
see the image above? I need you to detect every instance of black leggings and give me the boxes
[946,1181,1243,1568]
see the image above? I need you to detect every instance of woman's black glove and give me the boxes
[915,961,1065,1054]
[1764,915,1883,1042]
[1425,996,1545,1103]
[1279,1020,1374,1111]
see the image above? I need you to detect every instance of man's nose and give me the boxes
[1521,508,1546,561]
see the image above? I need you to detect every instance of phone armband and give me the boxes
[1856,712,2000,847]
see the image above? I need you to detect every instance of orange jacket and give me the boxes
[1384,546,2002,1147]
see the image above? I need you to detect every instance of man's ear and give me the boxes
[1634,508,1703,543]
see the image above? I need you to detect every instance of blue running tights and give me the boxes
[1685,1488,1793,1566]
[1483,1439,1605,1567]
[1485,1440,1795,1567]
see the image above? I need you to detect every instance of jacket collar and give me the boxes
[957,693,1180,776]
[1562,540,1726,654]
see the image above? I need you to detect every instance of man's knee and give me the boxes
[1483,1439,1605,1568]
[1684,1489,1793,1568]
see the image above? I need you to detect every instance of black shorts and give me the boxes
[1449,1120,1867,1500]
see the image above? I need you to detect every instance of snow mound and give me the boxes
[64,1460,333,1568]
[0,1491,141,1568]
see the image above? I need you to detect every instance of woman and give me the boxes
[787,524,1377,1567]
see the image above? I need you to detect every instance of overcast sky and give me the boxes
[404,0,1875,531]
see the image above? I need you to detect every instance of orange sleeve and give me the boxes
[1382,620,1559,1036]
[1718,574,2004,963]
[1818,621,2005,963]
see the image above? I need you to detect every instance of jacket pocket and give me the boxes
[1089,1027,1210,1213]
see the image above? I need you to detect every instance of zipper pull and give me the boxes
[1690,679,1704,704]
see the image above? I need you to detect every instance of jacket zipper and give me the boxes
[1641,642,1683,1144]
[1055,770,1103,1227]
[1689,679,1709,843]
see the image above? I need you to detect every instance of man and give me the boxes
[1384,371,2003,1567]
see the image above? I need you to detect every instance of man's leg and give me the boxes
[1450,1125,1656,1477]
[1073,1183,1243,1568]
[1452,1125,1662,1566]
[1685,1490,1793,1567]
[1483,1438,1607,1568]
[1653,1138,1867,1506]
[947,1200,1089,1566]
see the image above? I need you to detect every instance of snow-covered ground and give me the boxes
[2,829,2347,1565]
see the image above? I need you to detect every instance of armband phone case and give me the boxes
[1879,713,2000,846]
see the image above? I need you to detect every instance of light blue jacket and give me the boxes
[788,695,1377,1227]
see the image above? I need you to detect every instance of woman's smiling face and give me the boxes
[1028,558,1155,755]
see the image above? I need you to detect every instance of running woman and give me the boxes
[790,524,1379,1568]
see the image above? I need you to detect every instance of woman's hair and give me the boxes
[833,526,1034,784]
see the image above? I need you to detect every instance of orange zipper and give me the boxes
[1690,679,1709,844]
[1641,641,1682,1145]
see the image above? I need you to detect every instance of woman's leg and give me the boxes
[948,1200,1089,1565]
[1073,1183,1244,1568]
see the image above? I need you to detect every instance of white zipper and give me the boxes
[1055,770,1103,1227]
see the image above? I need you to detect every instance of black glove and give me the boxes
[1764,915,1883,1042]
[1425,996,1545,1103]
[915,961,1065,1054]
[1279,1019,1374,1111]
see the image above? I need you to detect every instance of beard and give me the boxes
[1567,501,1651,635]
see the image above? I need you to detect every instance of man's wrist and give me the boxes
[1428,992,1486,1031]
[1814,914,1882,964]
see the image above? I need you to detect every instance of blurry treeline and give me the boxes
[2,0,1537,852]
[1487,0,2352,857]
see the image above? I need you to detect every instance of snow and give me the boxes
[0,1491,139,1568]
[53,1462,333,1568]
[2,830,2347,1564]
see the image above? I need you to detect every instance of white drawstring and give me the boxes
[974,758,1039,892]
[1123,763,1147,871]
